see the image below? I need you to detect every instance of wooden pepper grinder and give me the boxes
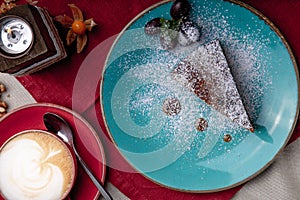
[0,4,66,76]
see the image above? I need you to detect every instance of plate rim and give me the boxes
[0,102,107,199]
[100,0,300,193]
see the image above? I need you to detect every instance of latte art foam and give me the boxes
[0,131,76,200]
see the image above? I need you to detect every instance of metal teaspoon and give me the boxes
[43,112,112,200]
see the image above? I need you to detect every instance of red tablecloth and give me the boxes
[16,0,300,199]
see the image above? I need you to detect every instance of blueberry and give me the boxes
[178,20,201,46]
[170,0,191,20]
[144,18,162,35]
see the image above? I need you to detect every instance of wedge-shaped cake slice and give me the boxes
[172,40,254,132]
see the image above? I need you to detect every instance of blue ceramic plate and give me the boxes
[101,0,299,192]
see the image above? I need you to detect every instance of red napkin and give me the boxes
[16,0,300,199]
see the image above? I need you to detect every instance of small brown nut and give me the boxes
[0,101,8,109]
[0,101,7,116]
[0,106,6,113]
[0,83,6,93]
[0,112,6,118]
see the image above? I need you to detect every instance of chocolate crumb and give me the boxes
[162,97,181,116]
[195,118,208,132]
[223,134,232,142]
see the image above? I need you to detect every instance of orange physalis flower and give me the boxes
[54,4,97,53]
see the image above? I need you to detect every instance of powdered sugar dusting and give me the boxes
[108,0,273,163]
[193,1,273,121]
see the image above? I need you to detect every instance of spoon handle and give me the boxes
[74,149,113,200]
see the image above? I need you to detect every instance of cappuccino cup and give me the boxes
[0,130,77,200]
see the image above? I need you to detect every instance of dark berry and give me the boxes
[170,0,191,20]
[144,18,162,35]
[178,20,200,46]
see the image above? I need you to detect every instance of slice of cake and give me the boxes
[172,40,254,132]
